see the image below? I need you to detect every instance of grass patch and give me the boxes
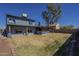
[9,33,71,56]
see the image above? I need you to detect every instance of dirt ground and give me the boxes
[0,36,14,56]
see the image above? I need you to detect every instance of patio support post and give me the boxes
[26,27,28,35]
[8,25,11,37]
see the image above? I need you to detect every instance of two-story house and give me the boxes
[6,13,36,36]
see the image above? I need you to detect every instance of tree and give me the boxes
[60,25,74,30]
[42,3,62,26]
[48,4,62,24]
[42,11,49,26]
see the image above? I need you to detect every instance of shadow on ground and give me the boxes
[53,32,76,56]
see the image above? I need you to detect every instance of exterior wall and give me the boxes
[7,17,35,26]
[56,24,60,29]
[7,25,27,34]
[6,14,36,36]
[11,26,26,34]
[49,24,60,30]
[7,25,36,35]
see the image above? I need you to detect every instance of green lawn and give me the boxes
[9,33,71,56]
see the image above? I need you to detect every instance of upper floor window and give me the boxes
[29,21,33,25]
[29,21,35,26]
[9,18,11,20]
[8,17,15,24]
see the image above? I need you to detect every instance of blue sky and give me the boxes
[0,3,79,29]
[59,3,79,28]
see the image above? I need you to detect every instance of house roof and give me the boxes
[6,14,35,22]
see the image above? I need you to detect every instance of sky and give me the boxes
[59,3,79,28]
[0,3,79,29]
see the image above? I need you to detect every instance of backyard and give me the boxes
[9,33,71,56]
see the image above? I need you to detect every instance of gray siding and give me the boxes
[7,18,35,26]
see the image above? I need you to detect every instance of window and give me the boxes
[29,22,33,25]
[9,18,12,20]
[8,18,15,24]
